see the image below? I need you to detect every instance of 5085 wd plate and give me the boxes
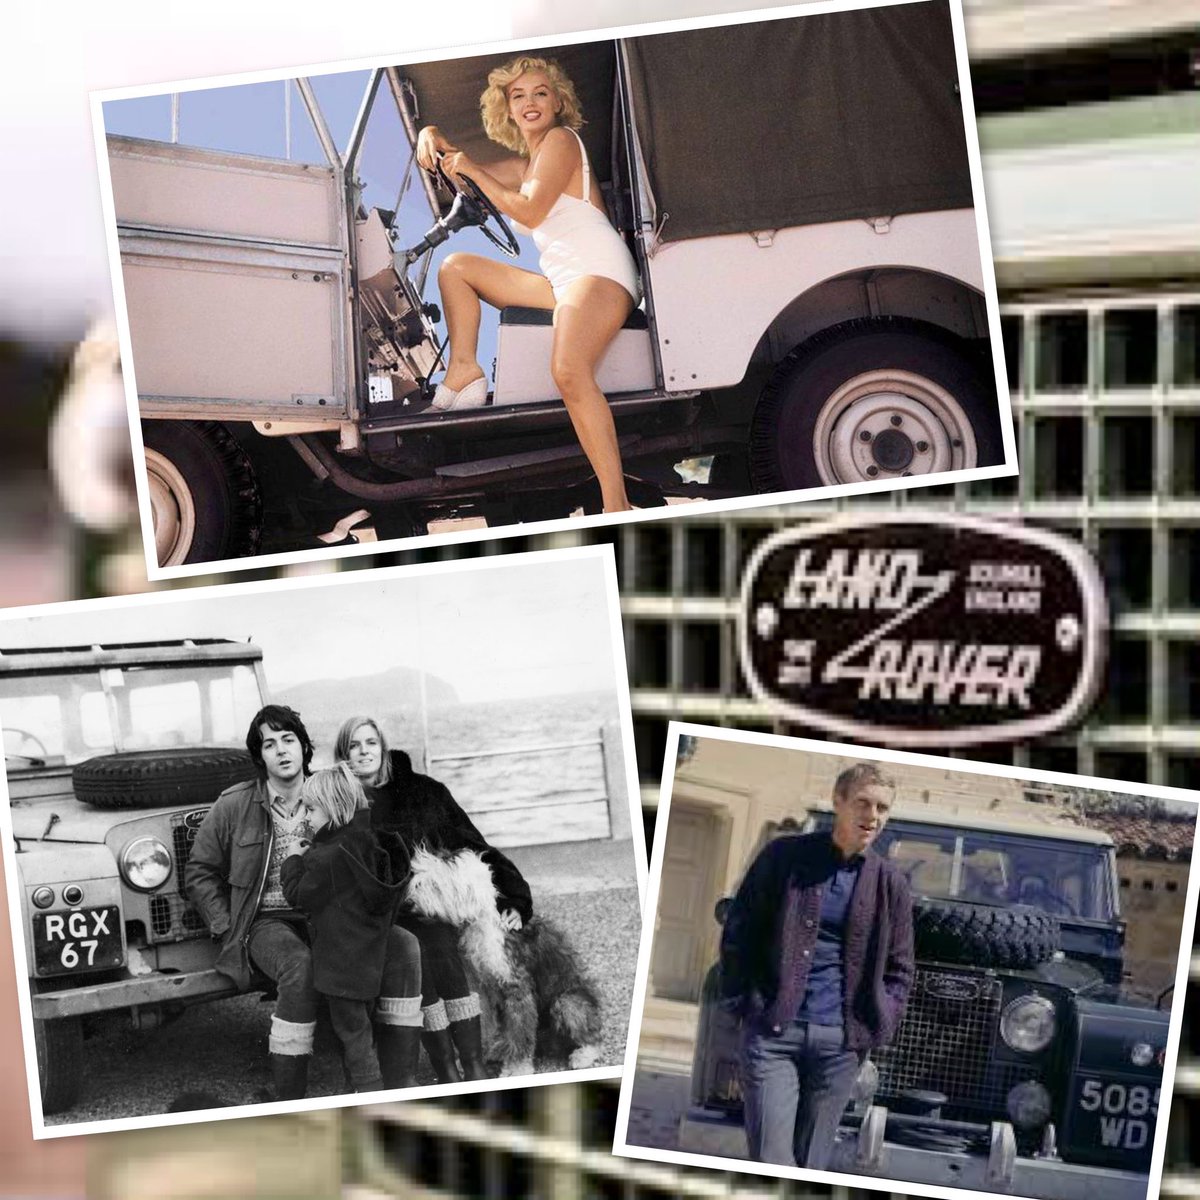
[738,515,1107,747]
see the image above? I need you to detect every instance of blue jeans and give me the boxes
[247,916,318,1025]
[742,1019,861,1169]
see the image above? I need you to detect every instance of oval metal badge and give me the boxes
[183,809,209,830]
[924,973,983,1002]
[738,515,1107,747]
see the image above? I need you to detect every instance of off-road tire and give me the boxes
[34,1008,83,1115]
[142,421,262,567]
[72,748,256,810]
[913,899,1060,970]
[749,317,1003,492]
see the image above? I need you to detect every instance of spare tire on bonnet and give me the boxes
[913,899,1060,970]
[73,748,256,810]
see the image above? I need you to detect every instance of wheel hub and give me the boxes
[870,428,915,472]
[812,371,978,486]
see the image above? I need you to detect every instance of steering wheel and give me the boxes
[436,164,520,259]
[4,727,49,762]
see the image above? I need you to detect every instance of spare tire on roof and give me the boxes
[73,748,256,810]
[913,899,1060,970]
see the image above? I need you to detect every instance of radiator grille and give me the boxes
[145,810,210,943]
[872,967,1039,1119]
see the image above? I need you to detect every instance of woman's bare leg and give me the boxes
[437,252,555,391]
[551,277,635,512]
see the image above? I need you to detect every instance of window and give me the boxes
[1175,304,1200,386]
[1104,308,1158,388]
[1101,416,1155,496]
[1001,313,1023,392]
[629,622,670,689]
[681,623,722,693]
[1032,416,1084,497]
[1168,642,1200,722]
[1095,750,1149,786]
[1035,312,1088,392]
[682,526,724,596]
[1171,416,1200,496]
[632,528,673,595]
[1168,529,1200,609]
[1098,527,1153,611]
[1098,638,1150,722]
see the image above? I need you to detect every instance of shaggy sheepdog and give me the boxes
[406,848,603,1076]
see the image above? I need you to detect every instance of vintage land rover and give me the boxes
[1,639,268,1115]
[101,0,1007,566]
[683,807,1175,1199]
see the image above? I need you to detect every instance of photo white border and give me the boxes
[88,0,1017,583]
[612,720,1199,1200]
[0,543,647,1139]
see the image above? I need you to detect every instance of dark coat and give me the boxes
[280,811,411,1000]
[365,750,533,923]
[720,830,914,1052]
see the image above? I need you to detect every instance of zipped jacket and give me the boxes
[184,777,276,989]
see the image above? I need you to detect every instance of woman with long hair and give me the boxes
[334,715,533,1081]
[416,55,642,513]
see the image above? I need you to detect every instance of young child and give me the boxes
[280,764,422,1093]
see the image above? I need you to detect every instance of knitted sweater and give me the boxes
[365,750,533,924]
[720,830,914,1051]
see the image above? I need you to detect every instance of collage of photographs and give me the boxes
[1,0,1198,1198]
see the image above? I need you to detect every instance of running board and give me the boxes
[434,436,638,479]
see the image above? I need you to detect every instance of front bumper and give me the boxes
[678,1106,1150,1200]
[33,968,237,1019]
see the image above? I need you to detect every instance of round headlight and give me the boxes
[31,886,55,909]
[1000,994,1057,1053]
[120,837,172,891]
[1006,1080,1052,1130]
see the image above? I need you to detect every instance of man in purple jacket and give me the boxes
[720,762,914,1169]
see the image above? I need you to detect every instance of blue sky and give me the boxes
[103,68,542,381]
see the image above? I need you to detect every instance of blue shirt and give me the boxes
[796,846,863,1026]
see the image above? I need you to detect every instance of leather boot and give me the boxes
[377,1025,422,1089]
[421,1027,462,1084]
[449,1015,488,1081]
[269,1052,310,1101]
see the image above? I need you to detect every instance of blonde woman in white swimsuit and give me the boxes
[415,56,642,514]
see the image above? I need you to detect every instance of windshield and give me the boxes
[877,821,1114,921]
[1,664,264,770]
[808,813,1114,921]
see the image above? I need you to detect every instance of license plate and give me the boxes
[1074,1077,1159,1160]
[33,907,123,974]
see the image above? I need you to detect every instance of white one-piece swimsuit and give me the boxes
[513,127,642,306]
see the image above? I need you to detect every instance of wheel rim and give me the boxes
[810,369,978,486]
[144,447,196,566]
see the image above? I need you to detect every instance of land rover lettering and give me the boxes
[739,514,1107,746]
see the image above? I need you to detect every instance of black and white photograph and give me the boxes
[615,723,1199,1200]
[0,545,644,1137]
[92,0,1014,579]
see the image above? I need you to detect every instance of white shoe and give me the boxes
[431,374,488,411]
